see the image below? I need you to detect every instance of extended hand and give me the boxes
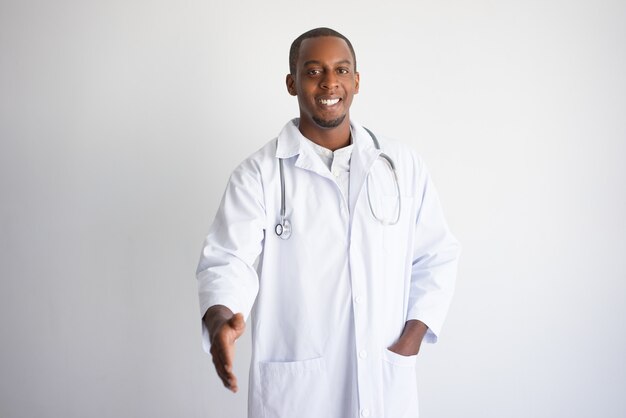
[205,307,246,393]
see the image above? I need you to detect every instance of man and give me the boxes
[197,27,460,418]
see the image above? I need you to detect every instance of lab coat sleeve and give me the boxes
[196,159,265,353]
[406,157,461,344]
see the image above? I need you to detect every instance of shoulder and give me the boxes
[356,125,432,197]
[231,138,277,178]
[359,126,426,174]
[220,138,278,209]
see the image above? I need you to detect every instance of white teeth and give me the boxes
[319,98,340,106]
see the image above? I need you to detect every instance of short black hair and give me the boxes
[289,27,357,75]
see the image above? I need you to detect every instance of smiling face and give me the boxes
[286,36,360,137]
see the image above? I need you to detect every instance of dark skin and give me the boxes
[204,305,245,393]
[204,36,429,393]
[286,36,359,151]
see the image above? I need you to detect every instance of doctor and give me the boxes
[197,27,460,418]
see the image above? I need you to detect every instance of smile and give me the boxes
[318,98,341,106]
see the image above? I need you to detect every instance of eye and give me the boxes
[337,68,350,75]
[307,69,321,76]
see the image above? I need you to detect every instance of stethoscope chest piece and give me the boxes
[275,219,292,240]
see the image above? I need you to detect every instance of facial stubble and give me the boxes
[312,114,346,129]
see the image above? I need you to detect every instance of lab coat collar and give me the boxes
[348,122,382,214]
[275,119,302,159]
[275,118,334,179]
[274,118,382,208]
[275,118,379,160]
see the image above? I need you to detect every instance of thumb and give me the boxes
[229,313,245,335]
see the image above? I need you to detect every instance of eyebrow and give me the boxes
[303,59,353,67]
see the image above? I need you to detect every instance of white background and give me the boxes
[1,0,625,417]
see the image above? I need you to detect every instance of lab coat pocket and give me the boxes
[259,357,329,418]
[383,349,419,418]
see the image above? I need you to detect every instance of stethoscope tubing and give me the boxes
[275,158,292,239]
[366,153,401,226]
[275,128,400,239]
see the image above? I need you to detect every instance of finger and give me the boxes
[214,345,234,379]
[211,322,241,391]
[229,375,239,393]
[216,332,236,374]
[213,353,237,391]
[214,337,238,385]
[211,349,228,377]
[211,343,236,390]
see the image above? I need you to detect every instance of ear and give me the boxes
[286,74,297,96]
[354,72,360,94]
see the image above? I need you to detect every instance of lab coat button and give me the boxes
[359,350,367,359]
[361,408,370,417]
[355,296,363,304]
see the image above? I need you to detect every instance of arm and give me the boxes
[196,159,266,390]
[405,157,461,346]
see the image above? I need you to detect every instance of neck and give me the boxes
[298,116,351,151]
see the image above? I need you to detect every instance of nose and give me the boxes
[320,72,338,90]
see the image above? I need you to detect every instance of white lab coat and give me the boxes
[197,119,460,418]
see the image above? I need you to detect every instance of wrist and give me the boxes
[390,320,429,356]
[403,320,428,341]
[203,305,234,341]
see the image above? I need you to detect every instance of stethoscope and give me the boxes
[275,127,401,240]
